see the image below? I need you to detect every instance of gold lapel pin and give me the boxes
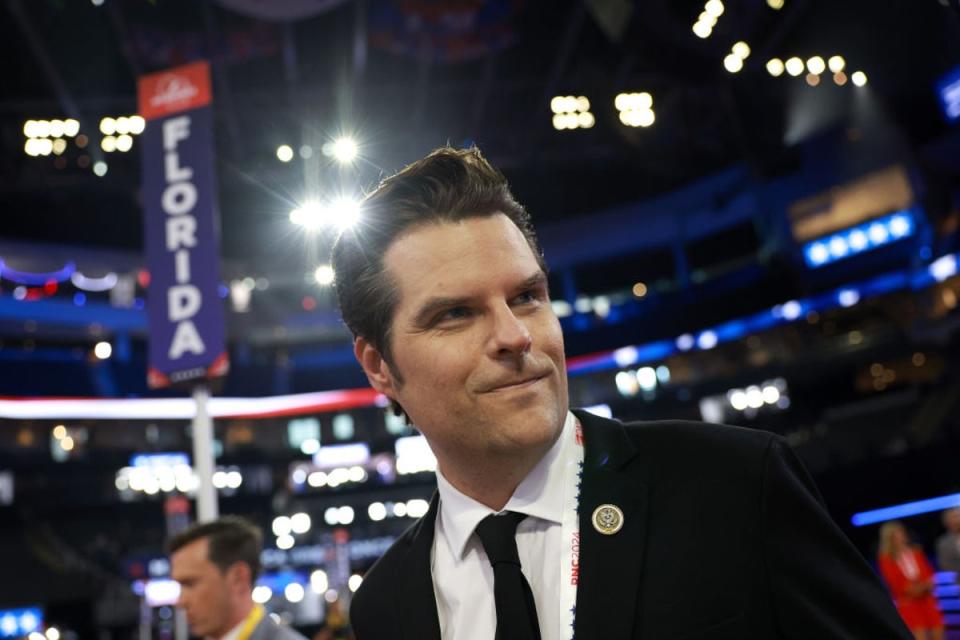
[592,504,624,535]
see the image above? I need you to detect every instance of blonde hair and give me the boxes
[878,520,908,557]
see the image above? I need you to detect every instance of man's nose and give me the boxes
[487,303,532,358]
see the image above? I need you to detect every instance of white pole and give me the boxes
[192,384,218,522]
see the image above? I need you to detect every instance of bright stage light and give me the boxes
[272,516,291,537]
[129,115,146,134]
[290,512,311,534]
[284,583,304,603]
[851,71,868,87]
[115,134,133,152]
[290,202,323,230]
[276,144,294,162]
[94,342,112,359]
[93,161,108,177]
[332,137,358,163]
[785,57,804,77]
[349,574,363,592]
[803,210,915,268]
[637,367,657,392]
[368,502,387,521]
[314,264,334,286]
[732,41,751,59]
[551,95,594,131]
[704,0,724,17]
[311,570,329,594]
[828,55,845,73]
[329,197,361,230]
[806,56,826,75]
[100,117,116,135]
[728,390,748,411]
[692,21,712,38]
[724,54,743,73]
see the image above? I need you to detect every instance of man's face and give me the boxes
[357,214,569,471]
[171,538,233,638]
[946,509,960,533]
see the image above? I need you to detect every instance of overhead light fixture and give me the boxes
[766,58,785,76]
[276,144,294,162]
[724,53,744,73]
[828,55,846,73]
[851,71,868,87]
[806,56,826,75]
[803,210,914,268]
[785,57,804,76]
[616,92,655,128]
[704,0,724,17]
[332,137,358,163]
[314,265,335,286]
[551,95,594,131]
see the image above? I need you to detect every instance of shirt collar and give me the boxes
[215,616,246,640]
[436,411,575,560]
[213,604,260,640]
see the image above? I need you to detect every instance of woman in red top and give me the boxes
[878,521,944,640]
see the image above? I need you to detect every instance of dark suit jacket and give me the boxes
[351,410,911,639]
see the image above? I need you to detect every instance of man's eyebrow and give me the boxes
[517,272,548,292]
[412,296,471,327]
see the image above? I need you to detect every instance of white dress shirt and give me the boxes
[431,412,577,640]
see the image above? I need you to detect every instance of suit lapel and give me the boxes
[397,492,442,640]
[573,410,649,639]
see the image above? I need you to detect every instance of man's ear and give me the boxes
[354,337,398,399]
[226,561,251,591]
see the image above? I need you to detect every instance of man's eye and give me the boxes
[514,290,541,305]
[438,307,470,322]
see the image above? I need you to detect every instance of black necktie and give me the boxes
[475,512,542,640]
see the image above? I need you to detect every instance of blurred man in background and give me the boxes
[937,507,960,581]
[169,516,307,640]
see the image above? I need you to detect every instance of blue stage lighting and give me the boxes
[851,492,960,526]
[0,607,42,638]
[803,209,916,268]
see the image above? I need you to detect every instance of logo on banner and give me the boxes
[138,60,212,122]
[150,74,200,111]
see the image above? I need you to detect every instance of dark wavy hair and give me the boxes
[332,146,546,418]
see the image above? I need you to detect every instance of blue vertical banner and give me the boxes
[139,61,229,388]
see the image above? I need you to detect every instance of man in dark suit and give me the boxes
[332,146,911,639]
[169,517,307,640]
